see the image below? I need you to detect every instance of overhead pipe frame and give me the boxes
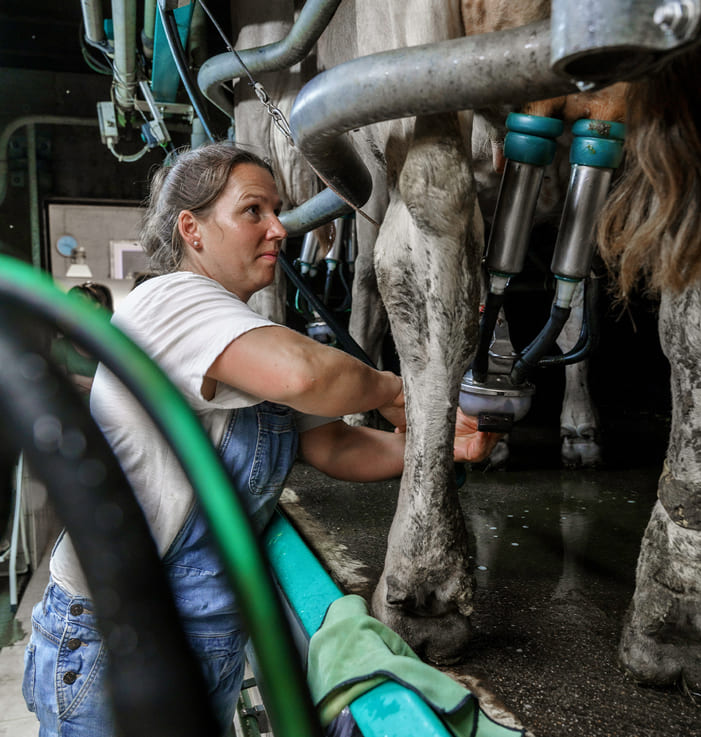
[287,21,580,214]
[112,0,139,112]
[202,19,581,235]
[198,3,701,236]
[80,0,108,48]
[197,0,344,119]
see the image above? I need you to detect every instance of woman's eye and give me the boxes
[246,205,260,216]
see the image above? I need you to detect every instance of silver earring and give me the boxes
[193,240,199,247]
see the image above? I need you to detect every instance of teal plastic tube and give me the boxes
[0,255,322,737]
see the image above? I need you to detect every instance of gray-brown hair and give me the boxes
[597,47,701,300]
[140,141,273,274]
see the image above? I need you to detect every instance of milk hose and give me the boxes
[510,302,571,385]
[470,290,505,383]
[538,273,600,367]
[0,256,323,737]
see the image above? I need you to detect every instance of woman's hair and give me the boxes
[140,142,274,274]
[597,46,701,300]
[69,282,114,312]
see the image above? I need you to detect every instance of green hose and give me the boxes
[0,255,322,737]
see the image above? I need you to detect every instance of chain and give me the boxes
[196,0,379,227]
[251,82,295,146]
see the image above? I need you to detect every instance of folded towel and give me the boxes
[307,594,480,736]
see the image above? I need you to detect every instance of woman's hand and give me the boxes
[377,374,406,432]
[453,407,502,463]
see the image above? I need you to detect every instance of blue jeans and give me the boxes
[24,401,298,737]
[23,581,113,737]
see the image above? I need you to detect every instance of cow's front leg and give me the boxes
[619,286,701,691]
[371,114,483,663]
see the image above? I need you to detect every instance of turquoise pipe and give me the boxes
[0,255,322,737]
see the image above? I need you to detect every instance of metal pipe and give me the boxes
[80,0,107,47]
[0,115,97,206]
[112,0,139,111]
[288,21,577,211]
[26,125,40,269]
[551,0,701,81]
[143,0,157,59]
[278,186,351,237]
[197,0,343,118]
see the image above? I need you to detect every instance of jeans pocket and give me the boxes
[21,641,36,713]
[249,404,297,495]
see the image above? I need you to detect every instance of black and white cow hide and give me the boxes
[225,0,700,686]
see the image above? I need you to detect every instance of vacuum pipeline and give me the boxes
[288,20,578,210]
[197,0,343,118]
[80,0,106,46]
[0,116,97,207]
[112,0,139,111]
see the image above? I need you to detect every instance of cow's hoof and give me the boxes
[374,603,473,665]
[560,425,602,468]
[618,501,701,691]
[372,583,473,664]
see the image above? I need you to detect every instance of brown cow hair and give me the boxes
[597,46,701,300]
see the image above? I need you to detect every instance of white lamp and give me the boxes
[65,246,93,279]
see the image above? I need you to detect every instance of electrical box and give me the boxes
[97,101,119,145]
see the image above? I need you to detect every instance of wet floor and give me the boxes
[281,410,700,737]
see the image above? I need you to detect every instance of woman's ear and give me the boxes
[177,210,200,248]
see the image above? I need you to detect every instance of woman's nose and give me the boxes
[268,214,287,240]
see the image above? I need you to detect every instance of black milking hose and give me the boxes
[537,275,600,367]
[278,250,375,366]
[471,290,505,383]
[0,306,220,737]
[510,303,571,385]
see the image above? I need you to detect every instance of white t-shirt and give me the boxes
[50,271,331,596]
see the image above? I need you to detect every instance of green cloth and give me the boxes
[307,594,479,737]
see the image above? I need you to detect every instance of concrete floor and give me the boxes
[1,396,698,737]
[0,550,45,737]
[280,412,701,737]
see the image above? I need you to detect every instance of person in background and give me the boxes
[50,281,114,395]
[24,142,500,737]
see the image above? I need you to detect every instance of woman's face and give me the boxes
[182,163,287,301]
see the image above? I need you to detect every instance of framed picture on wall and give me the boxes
[110,240,148,279]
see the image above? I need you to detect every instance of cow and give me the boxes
[595,47,701,690]
[214,0,699,686]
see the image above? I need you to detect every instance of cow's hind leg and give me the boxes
[372,113,483,663]
[619,285,701,692]
[557,281,602,467]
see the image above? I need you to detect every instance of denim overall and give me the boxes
[23,401,298,737]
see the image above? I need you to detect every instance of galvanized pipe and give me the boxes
[288,20,577,212]
[551,0,701,80]
[0,116,97,207]
[112,0,139,111]
[197,0,343,118]
[142,0,157,59]
[80,0,107,47]
[26,125,40,269]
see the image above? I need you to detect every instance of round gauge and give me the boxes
[56,235,78,257]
